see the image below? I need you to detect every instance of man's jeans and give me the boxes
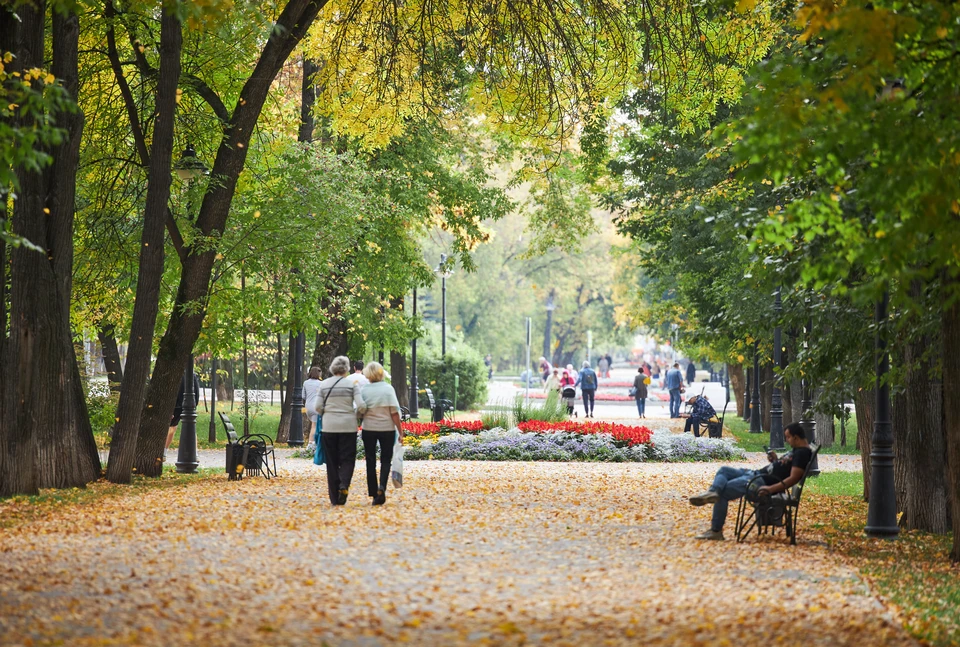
[668,388,682,418]
[709,466,758,532]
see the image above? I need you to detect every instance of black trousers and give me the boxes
[362,430,395,496]
[582,389,596,415]
[321,432,358,504]
[684,416,703,437]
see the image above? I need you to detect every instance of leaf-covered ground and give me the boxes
[0,462,915,646]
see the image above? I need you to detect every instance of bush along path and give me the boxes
[293,421,745,463]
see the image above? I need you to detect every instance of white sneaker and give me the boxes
[689,491,720,506]
[695,529,725,541]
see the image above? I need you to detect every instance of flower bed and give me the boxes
[515,420,651,446]
[403,428,745,463]
[404,420,485,437]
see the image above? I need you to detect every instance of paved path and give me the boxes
[0,461,907,646]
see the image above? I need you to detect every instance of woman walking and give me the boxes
[358,362,404,506]
[633,367,649,419]
[314,356,364,505]
[303,366,322,450]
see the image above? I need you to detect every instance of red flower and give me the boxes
[515,420,651,446]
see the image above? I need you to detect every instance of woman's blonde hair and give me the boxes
[329,356,351,376]
[362,361,385,383]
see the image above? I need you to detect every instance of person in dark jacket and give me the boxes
[684,395,716,437]
[686,361,697,386]
[632,368,649,418]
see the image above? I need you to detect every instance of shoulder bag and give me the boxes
[313,376,346,466]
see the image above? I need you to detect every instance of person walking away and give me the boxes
[632,368,648,419]
[358,362,404,506]
[303,366,323,450]
[484,354,494,380]
[539,357,552,384]
[346,360,369,387]
[604,353,613,378]
[665,363,685,418]
[689,422,812,540]
[597,355,609,380]
[683,395,716,437]
[685,361,696,386]
[576,360,598,418]
[314,356,364,505]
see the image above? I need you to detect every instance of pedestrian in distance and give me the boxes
[576,360,599,418]
[597,355,609,380]
[632,368,649,419]
[358,361,404,506]
[314,355,365,506]
[560,369,577,417]
[664,362,685,418]
[604,353,613,378]
[347,359,369,387]
[544,368,561,394]
[303,366,323,450]
[686,361,696,386]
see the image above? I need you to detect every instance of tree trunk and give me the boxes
[1,4,100,496]
[275,334,296,444]
[892,389,909,516]
[728,363,744,417]
[814,388,835,447]
[106,8,182,483]
[942,277,960,561]
[312,316,349,377]
[130,2,327,477]
[97,324,124,392]
[392,349,409,408]
[782,379,794,425]
[856,388,876,502]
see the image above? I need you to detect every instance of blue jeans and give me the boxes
[635,398,645,416]
[582,389,595,415]
[709,466,758,532]
[668,388,682,417]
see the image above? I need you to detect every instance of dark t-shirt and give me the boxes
[764,446,813,484]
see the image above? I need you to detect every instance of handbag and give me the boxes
[628,386,638,397]
[390,431,404,488]
[313,376,346,466]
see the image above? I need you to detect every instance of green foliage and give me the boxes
[511,391,569,424]
[480,404,512,430]
[414,325,488,410]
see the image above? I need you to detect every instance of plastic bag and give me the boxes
[390,432,404,488]
[313,419,325,465]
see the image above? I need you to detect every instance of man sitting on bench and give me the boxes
[688,422,812,541]
[683,394,716,437]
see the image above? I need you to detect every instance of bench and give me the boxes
[220,412,277,481]
[421,387,453,423]
[734,444,821,545]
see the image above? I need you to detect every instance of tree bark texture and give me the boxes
[391,349,409,408]
[760,361,773,433]
[1,5,100,495]
[275,334,296,444]
[814,388,835,447]
[942,281,960,560]
[855,388,876,503]
[729,364,745,417]
[106,9,182,483]
[312,316,349,377]
[131,1,327,477]
[97,325,124,392]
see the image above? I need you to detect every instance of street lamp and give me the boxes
[435,254,453,357]
[800,317,819,475]
[866,292,899,538]
[173,144,208,474]
[409,288,420,418]
[750,340,762,434]
[769,287,785,450]
[288,331,305,447]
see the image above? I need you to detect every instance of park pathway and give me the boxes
[0,461,907,646]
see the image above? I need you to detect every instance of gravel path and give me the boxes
[0,460,907,646]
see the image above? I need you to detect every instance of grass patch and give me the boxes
[170,406,283,449]
[804,493,960,647]
[0,466,220,530]
[725,416,860,455]
[804,471,863,497]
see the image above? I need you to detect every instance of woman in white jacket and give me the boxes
[314,356,364,505]
[302,366,322,449]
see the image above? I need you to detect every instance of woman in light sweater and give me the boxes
[358,362,404,506]
[315,356,364,505]
[303,366,323,449]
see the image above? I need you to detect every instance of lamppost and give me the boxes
[750,340,762,434]
[288,331,305,447]
[769,288,785,450]
[409,287,420,418]
[173,144,208,474]
[866,292,899,538]
[800,317,819,475]
[436,254,453,357]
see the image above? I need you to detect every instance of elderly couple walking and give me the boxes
[305,355,404,506]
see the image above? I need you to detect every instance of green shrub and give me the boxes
[85,380,118,450]
[481,401,512,430]
[418,353,488,410]
[512,391,568,424]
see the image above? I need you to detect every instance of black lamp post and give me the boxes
[750,341,762,433]
[436,254,452,358]
[409,287,420,418]
[769,288,785,450]
[173,144,207,474]
[800,317,820,475]
[866,292,899,538]
[287,331,305,446]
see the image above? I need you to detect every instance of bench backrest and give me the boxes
[219,411,238,444]
[422,387,436,409]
